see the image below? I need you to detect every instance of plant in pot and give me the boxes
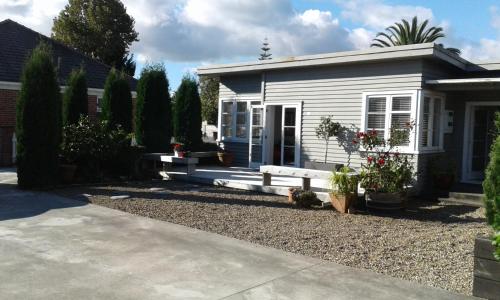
[291,189,320,208]
[354,123,415,210]
[217,146,234,167]
[311,116,341,170]
[329,166,358,213]
[428,154,456,191]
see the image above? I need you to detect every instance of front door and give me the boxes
[249,105,264,168]
[465,105,500,181]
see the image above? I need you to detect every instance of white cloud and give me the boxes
[459,6,500,61]
[337,0,434,30]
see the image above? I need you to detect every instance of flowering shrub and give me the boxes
[354,124,414,193]
[173,143,184,152]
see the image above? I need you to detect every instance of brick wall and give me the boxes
[0,89,101,166]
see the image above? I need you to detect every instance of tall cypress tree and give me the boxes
[62,68,88,126]
[135,64,172,152]
[101,68,133,132]
[16,42,61,189]
[174,75,202,150]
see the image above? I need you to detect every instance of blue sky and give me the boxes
[1,0,500,90]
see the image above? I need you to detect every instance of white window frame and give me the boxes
[218,98,260,143]
[361,90,418,153]
[96,97,103,113]
[418,91,446,152]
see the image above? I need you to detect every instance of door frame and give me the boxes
[260,102,302,168]
[462,101,500,183]
[248,104,265,169]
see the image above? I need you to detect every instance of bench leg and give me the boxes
[302,177,311,190]
[262,173,272,186]
[186,164,196,175]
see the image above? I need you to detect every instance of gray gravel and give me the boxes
[55,181,491,296]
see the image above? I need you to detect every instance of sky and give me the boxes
[1,0,500,90]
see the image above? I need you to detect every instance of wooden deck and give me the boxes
[166,166,332,202]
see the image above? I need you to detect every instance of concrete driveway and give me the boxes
[0,175,473,299]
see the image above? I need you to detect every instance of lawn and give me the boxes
[55,181,491,296]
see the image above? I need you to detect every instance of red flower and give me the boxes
[367,156,373,163]
[173,143,183,151]
[356,132,364,138]
[378,158,385,166]
[352,139,358,144]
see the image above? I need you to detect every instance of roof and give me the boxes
[197,43,485,76]
[0,19,137,90]
[425,77,500,90]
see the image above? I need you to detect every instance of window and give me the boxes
[364,93,414,148]
[97,97,103,113]
[220,99,259,141]
[420,95,443,149]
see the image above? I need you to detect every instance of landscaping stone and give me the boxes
[110,195,130,200]
[56,181,492,296]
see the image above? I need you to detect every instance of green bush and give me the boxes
[101,68,133,132]
[174,75,202,150]
[62,68,88,126]
[16,42,61,189]
[61,116,134,181]
[200,76,219,125]
[483,112,500,260]
[292,190,319,208]
[135,64,172,152]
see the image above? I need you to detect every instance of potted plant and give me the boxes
[354,123,415,210]
[217,147,234,167]
[428,154,456,191]
[173,143,185,157]
[329,166,358,213]
[309,116,341,171]
[291,189,319,208]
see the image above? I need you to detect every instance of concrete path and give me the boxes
[0,173,473,299]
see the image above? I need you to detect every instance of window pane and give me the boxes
[391,113,410,127]
[284,107,296,126]
[222,126,232,137]
[236,113,246,125]
[252,113,262,126]
[392,96,411,111]
[223,101,233,113]
[367,114,385,129]
[421,97,430,147]
[251,127,262,144]
[368,97,386,112]
[432,98,442,146]
[236,125,246,138]
[237,102,247,113]
[283,146,295,165]
[222,114,232,125]
[284,127,295,146]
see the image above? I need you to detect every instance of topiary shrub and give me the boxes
[16,42,61,189]
[173,75,202,150]
[135,64,172,152]
[62,68,88,126]
[101,68,133,132]
[483,112,500,260]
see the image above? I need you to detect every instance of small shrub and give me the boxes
[315,116,341,163]
[16,42,61,189]
[483,112,500,260]
[330,166,358,195]
[62,68,88,126]
[292,190,319,208]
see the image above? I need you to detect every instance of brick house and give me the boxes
[0,19,137,166]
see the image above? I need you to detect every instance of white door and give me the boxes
[249,105,264,168]
[281,105,300,167]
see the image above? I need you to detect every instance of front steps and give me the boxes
[439,191,485,207]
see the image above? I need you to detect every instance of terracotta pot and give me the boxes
[60,164,77,184]
[288,187,297,203]
[217,152,234,167]
[365,192,406,210]
[329,192,356,213]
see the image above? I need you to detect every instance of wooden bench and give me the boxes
[142,153,199,175]
[259,165,332,190]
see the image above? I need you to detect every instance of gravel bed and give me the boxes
[55,181,491,295]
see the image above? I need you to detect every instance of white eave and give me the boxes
[197,43,469,76]
[426,78,500,85]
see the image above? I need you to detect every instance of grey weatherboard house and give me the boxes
[197,43,500,191]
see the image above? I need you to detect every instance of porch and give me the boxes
[166,165,332,202]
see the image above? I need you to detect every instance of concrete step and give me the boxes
[449,192,485,202]
[439,197,484,207]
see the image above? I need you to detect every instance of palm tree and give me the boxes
[371,16,461,55]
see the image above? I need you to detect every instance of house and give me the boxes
[0,19,137,166]
[197,43,500,190]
